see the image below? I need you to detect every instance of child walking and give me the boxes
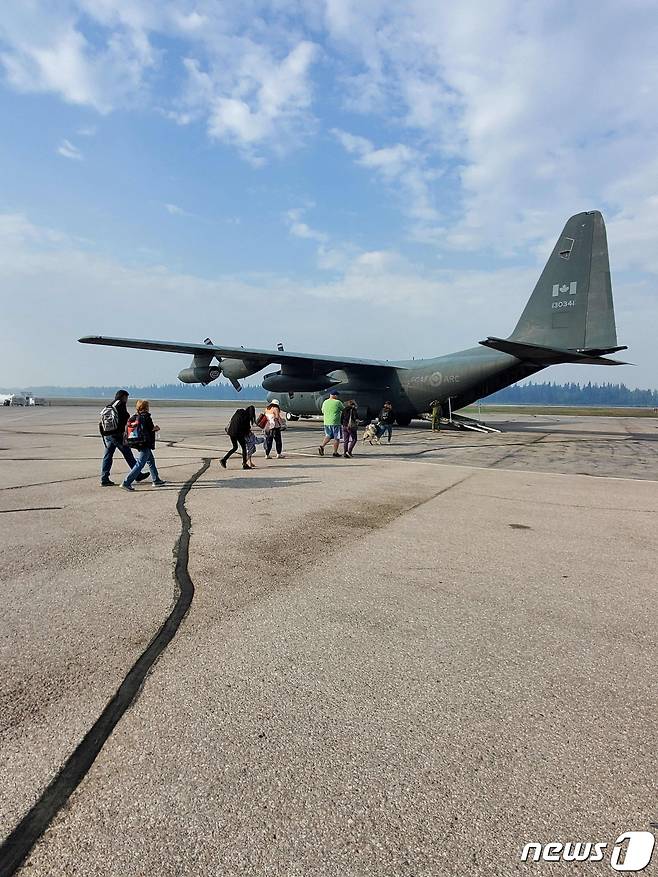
[245,430,264,468]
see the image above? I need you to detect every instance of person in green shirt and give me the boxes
[318,390,344,457]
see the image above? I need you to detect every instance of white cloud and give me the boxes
[164,203,193,217]
[0,0,657,293]
[322,1,658,263]
[285,208,327,243]
[0,5,156,113]
[283,207,356,272]
[333,128,441,229]
[167,36,321,162]
[1,4,317,160]
[57,138,83,160]
[1,1,656,268]
[195,40,319,159]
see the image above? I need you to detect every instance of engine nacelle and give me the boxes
[178,366,222,385]
[262,371,337,392]
[220,358,262,381]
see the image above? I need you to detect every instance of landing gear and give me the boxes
[285,412,299,421]
[395,414,412,427]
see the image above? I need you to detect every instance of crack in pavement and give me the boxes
[0,457,211,877]
[0,507,63,514]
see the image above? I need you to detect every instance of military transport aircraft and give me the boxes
[79,211,626,426]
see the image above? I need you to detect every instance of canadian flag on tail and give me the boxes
[552,281,577,296]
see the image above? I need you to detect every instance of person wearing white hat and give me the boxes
[263,399,285,458]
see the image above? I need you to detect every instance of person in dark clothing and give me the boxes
[379,401,395,442]
[430,399,441,432]
[121,400,165,490]
[340,399,359,457]
[100,389,149,486]
[220,406,256,470]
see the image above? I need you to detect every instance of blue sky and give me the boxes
[1,0,657,388]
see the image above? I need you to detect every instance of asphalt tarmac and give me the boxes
[1,406,657,876]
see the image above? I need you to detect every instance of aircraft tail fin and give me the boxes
[510,211,620,352]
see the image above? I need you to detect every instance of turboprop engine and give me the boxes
[178,365,222,385]
[220,358,261,382]
[178,349,262,391]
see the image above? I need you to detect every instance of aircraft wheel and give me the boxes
[395,414,412,427]
[285,412,299,421]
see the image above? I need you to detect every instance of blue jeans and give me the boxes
[380,423,393,441]
[264,428,282,455]
[101,435,137,482]
[124,448,159,486]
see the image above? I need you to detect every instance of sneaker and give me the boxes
[152,480,166,487]
[276,453,284,459]
[100,479,115,487]
[318,446,324,456]
[220,459,227,469]
[121,482,135,492]
[332,452,341,458]
[265,454,272,459]
[242,464,251,470]
[136,472,150,482]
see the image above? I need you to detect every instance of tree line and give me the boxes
[3,380,657,407]
[4,382,268,400]
[487,381,658,407]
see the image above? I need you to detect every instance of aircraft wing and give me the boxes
[78,335,402,372]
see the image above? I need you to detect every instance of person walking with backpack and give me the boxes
[121,400,166,491]
[220,406,256,470]
[99,389,149,487]
[340,399,359,458]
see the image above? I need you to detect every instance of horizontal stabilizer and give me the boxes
[479,337,628,365]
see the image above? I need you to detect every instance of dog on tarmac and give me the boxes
[362,419,382,445]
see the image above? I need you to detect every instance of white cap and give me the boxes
[270,399,280,405]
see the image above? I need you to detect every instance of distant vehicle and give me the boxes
[1,393,28,406]
[27,396,47,406]
[80,211,627,424]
